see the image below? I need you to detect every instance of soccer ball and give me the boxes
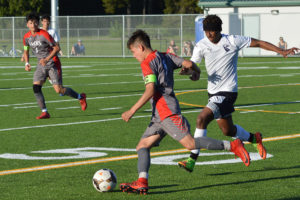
[92,169,117,192]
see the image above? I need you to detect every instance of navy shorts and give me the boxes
[206,92,238,119]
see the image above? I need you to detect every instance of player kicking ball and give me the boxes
[23,13,87,119]
[178,15,299,172]
[119,30,251,195]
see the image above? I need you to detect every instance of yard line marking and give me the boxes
[1,82,299,106]
[56,106,80,110]
[14,105,37,109]
[0,110,202,132]
[0,133,299,176]
[100,107,122,111]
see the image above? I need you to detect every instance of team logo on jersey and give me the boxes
[29,40,42,48]
[223,44,230,52]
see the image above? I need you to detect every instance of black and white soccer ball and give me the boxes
[92,168,117,192]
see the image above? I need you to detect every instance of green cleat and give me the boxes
[178,157,196,172]
[251,132,267,160]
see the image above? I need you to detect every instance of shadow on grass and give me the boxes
[149,174,300,195]
[207,165,300,176]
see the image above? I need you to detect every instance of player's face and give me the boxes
[130,44,145,63]
[205,31,221,44]
[41,19,50,30]
[27,19,39,32]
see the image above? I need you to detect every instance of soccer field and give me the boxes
[0,56,299,200]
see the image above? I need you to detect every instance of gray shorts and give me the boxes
[141,114,191,146]
[33,60,62,85]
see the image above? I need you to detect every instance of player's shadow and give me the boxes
[207,165,300,176]
[149,174,300,195]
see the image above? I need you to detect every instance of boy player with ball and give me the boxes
[119,29,251,195]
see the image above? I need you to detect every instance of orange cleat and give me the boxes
[36,112,50,119]
[79,93,87,111]
[120,178,148,195]
[231,139,250,167]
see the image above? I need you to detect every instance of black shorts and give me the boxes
[206,92,238,119]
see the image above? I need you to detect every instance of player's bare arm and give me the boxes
[180,60,201,81]
[250,38,299,58]
[122,82,155,122]
[23,49,31,71]
[39,44,60,66]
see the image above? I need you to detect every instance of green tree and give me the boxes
[164,0,202,14]
[0,0,43,16]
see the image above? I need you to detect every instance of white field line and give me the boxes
[1,82,299,108]
[100,107,122,111]
[0,93,143,107]
[56,106,80,110]
[1,71,300,82]
[0,133,299,176]
[0,110,202,132]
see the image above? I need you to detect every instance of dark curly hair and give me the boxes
[203,15,223,32]
[127,29,152,49]
[26,12,40,22]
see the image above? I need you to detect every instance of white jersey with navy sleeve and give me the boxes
[47,28,60,43]
[191,34,251,94]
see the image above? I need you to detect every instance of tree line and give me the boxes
[0,0,202,16]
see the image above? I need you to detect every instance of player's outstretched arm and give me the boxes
[122,82,155,122]
[250,38,299,58]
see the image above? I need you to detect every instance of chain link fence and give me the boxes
[0,13,299,58]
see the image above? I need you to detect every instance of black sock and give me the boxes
[64,87,79,99]
[248,133,254,143]
[190,152,199,160]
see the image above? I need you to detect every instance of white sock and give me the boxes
[191,128,207,155]
[223,140,231,151]
[42,108,47,112]
[234,125,250,141]
[138,172,148,179]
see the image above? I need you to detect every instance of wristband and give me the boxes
[25,62,29,66]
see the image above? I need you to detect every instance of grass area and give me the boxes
[0,57,299,199]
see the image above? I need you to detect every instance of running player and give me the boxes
[119,29,251,195]
[178,15,299,172]
[23,13,87,119]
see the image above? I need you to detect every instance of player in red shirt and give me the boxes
[119,29,251,195]
[23,13,87,119]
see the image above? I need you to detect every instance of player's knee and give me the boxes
[54,87,64,94]
[197,115,208,127]
[33,84,42,93]
[221,127,235,137]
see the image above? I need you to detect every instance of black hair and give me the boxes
[127,29,152,49]
[203,15,222,32]
[26,13,40,22]
[41,14,51,21]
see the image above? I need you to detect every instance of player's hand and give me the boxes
[281,47,299,57]
[190,71,200,81]
[25,63,31,71]
[39,58,48,66]
[179,67,193,75]
[122,110,134,122]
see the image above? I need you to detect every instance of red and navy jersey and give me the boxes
[23,29,58,60]
[141,50,184,122]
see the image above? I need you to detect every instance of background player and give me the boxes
[178,14,299,172]
[23,13,87,119]
[41,14,63,56]
[119,29,251,195]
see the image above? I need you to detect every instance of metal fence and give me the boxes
[0,13,299,58]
